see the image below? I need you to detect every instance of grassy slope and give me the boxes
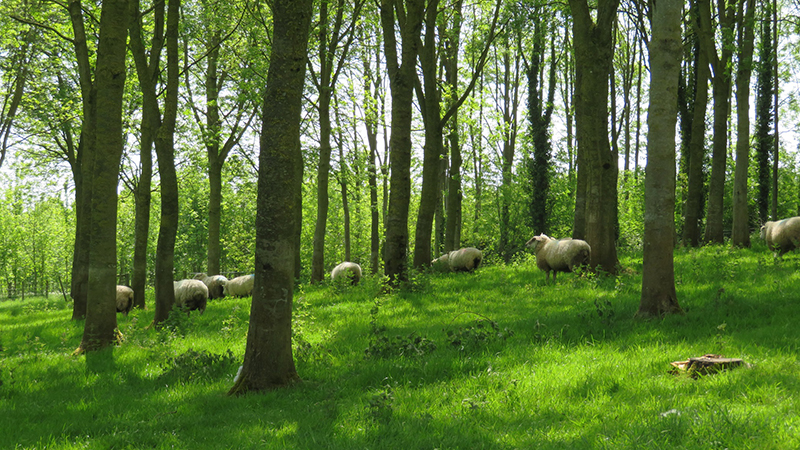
[1,244,799,449]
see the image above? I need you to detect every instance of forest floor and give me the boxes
[2,243,799,449]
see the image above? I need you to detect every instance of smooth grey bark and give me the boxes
[637,0,683,319]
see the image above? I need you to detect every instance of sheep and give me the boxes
[331,262,362,285]
[173,279,208,314]
[193,273,228,299]
[430,252,451,272]
[760,216,800,257]
[431,247,483,272]
[116,285,134,315]
[526,234,591,283]
[223,274,255,298]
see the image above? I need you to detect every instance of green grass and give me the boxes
[2,243,800,449]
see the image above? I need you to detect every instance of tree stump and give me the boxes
[670,354,746,377]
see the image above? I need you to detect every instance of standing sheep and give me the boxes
[760,217,800,258]
[431,247,483,272]
[223,274,254,297]
[193,273,228,299]
[116,285,134,315]
[173,279,208,314]
[331,262,362,285]
[526,234,591,283]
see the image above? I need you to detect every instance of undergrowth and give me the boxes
[2,243,800,450]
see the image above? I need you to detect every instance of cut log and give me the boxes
[670,354,746,376]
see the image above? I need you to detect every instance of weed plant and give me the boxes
[2,242,800,449]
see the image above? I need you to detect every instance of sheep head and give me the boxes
[526,234,551,252]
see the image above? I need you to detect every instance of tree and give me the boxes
[229,0,312,394]
[183,1,258,277]
[731,0,756,248]
[127,0,163,311]
[754,1,775,224]
[637,0,683,319]
[152,0,181,326]
[0,25,33,169]
[65,0,100,320]
[419,0,499,261]
[309,0,364,283]
[496,29,522,264]
[681,0,710,247]
[360,16,383,275]
[380,0,424,284]
[569,0,619,274]
[699,0,735,245]
[76,0,129,353]
[525,2,558,235]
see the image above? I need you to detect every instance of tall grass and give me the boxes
[2,243,799,449]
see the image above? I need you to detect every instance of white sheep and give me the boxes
[223,274,254,297]
[431,247,483,272]
[116,285,134,315]
[193,273,228,299]
[331,262,362,285]
[760,216,800,257]
[526,234,591,283]
[173,279,208,314]
[430,252,451,272]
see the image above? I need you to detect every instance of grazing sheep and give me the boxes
[526,234,591,283]
[331,262,362,285]
[431,247,483,272]
[223,274,255,298]
[173,279,208,314]
[430,252,451,272]
[760,216,800,257]
[116,285,134,315]
[193,273,228,299]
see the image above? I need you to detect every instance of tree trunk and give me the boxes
[527,6,557,235]
[128,0,163,310]
[363,46,381,274]
[205,34,223,276]
[229,0,311,394]
[131,128,152,310]
[310,90,333,282]
[731,0,756,248]
[381,0,424,285]
[338,142,352,262]
[67,0,96,321]
[771,0,778,220]
[700,0,735,245]
[569,0,619,273]
[309,0,362,282]
[152,0,180,326]
[413,0,443,269]
[754,3,774,225]
[77,0,128,352]
[682,3,710,247]
[637,0,683,319]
